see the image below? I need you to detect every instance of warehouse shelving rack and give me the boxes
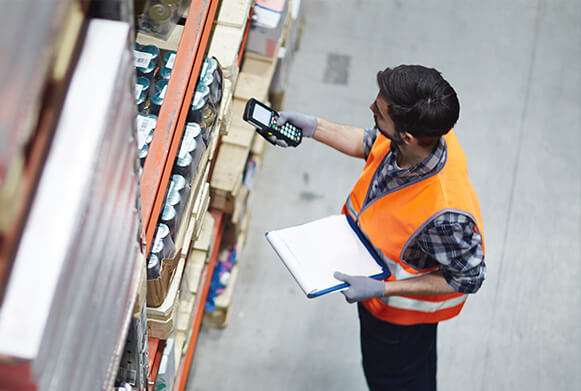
[136,0,232,389]
[0,0,299,388]
[140,0,219,257]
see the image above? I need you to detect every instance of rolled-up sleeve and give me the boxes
[417,213,486,294]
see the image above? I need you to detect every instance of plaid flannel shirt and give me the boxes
[363,127,485,293]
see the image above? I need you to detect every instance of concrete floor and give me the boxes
[187,0,581,390]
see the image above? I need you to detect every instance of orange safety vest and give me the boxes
[343,131,485,325]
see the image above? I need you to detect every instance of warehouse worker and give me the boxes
[273,65,485,391]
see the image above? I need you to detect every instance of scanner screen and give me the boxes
[252,104,272,126]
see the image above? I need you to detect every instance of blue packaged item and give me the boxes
[149,79,168,115]
[147,254,161,280]
[134,44,159,80]
[135,76,151,112]
[158,51,176,80]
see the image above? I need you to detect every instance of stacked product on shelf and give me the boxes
[0,20,142,391]
[144,55,223,309]
[133,31,225,314]
[115,302,149,389]
[136,112,158,169]
[132,1,226,387]
[136,0,191,40]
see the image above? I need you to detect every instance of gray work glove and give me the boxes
[334,272,386,304]
[267,111,318,147]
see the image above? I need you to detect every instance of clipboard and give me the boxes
[265,214,390,298]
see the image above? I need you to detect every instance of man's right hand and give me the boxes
[268,111,318,147]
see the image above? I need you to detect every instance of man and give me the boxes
[273,65,486,390]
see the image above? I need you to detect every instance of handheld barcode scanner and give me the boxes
[243,98,303,147]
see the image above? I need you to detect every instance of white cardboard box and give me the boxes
[245,0,289,58]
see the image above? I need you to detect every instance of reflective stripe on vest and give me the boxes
[383,293,468,312]
[342,131,485,325]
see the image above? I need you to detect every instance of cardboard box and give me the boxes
[245,0,289,58]
[269,0,303,97]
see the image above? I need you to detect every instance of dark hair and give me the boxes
[376,65,460,142]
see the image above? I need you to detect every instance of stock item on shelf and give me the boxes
[205,247,237,312]
[150,223,176,267]
[115,383,135,391]
[145,124,208,282]
[136,113,157,168]
[133,44,222,127]
[145,132,205,281]
[161,175,190,235]
[147,175,193,275]
[187,57,223,140]
[134,43,177,115]
[115,304,149,389]
[136,76,151,112]
[135,43,159,80]
[145,55,225,311]
[136,0,185,40]
[174,123,204,183]
[158,50,177,80]
[154,338,176,391]
[247,0,290,57]
[115,383,137,391]
[200,57,222,105]
[149,78,168,115]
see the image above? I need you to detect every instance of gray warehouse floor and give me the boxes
[187,0,581,390]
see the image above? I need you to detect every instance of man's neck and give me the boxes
[395,143,436,169]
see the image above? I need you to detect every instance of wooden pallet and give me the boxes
[215,0,254,29]
[209,96,255,213]
[191,181,211,240]
[207,24,243,83]
[250,129,267,158]
[217,79,233,136]
[147,256,184,339]
[174,213,216,365]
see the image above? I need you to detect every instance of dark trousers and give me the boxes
[357,303,438,391]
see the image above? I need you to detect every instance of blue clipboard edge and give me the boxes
[344,214,391,273]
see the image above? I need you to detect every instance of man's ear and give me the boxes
[401,131,416,145]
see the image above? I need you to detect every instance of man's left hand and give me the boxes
[334,272,386,303]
